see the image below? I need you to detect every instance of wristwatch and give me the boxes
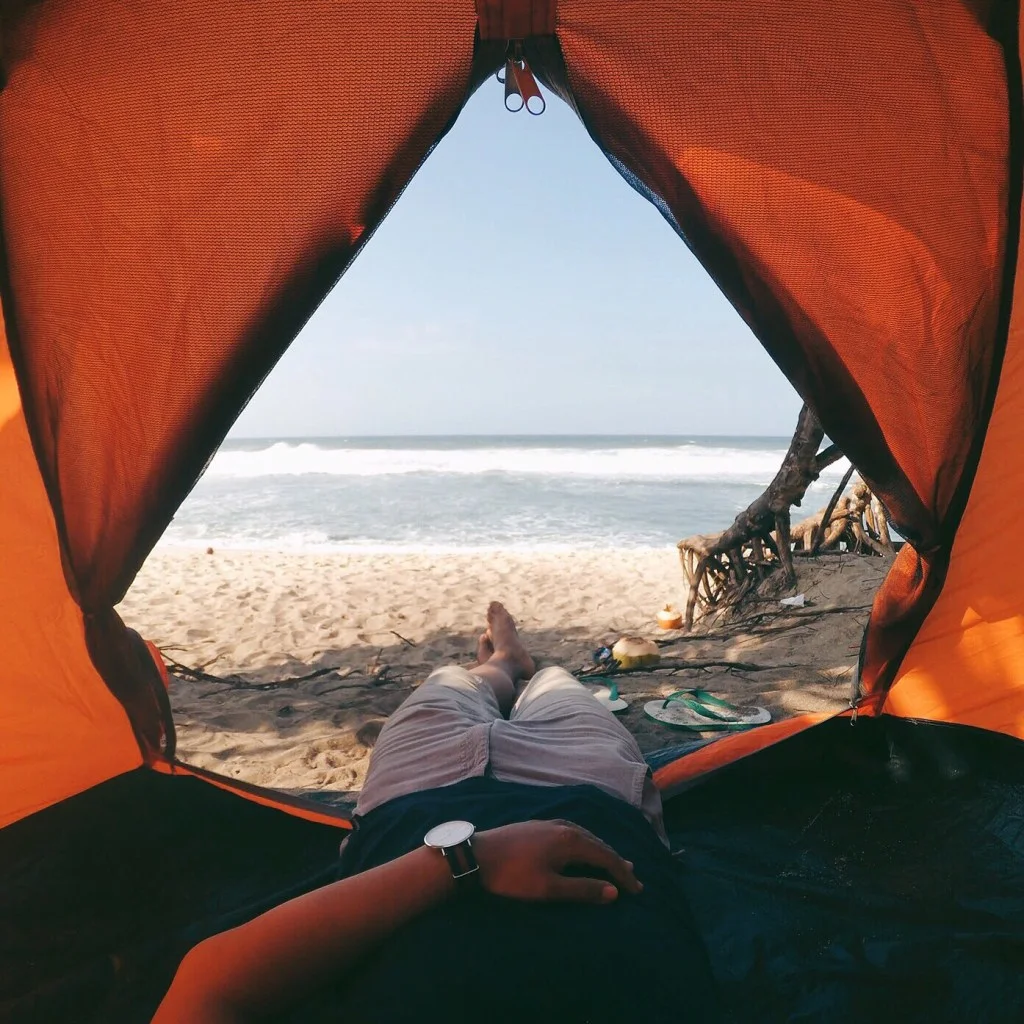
[424,819,480,888]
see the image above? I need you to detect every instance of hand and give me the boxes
[472,819,643,905]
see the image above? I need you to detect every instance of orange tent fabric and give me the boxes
[879,3,1024,734]
[553,0,1014,706]
[0,313,140,827]
[0,0,1021,829]
[885,132,1024,737]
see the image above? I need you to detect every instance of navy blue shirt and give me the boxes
[321,777,720,1023]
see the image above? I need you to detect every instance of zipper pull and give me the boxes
[496,41,545,115]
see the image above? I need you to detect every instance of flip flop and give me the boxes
[643,689,770,731]
[586,677,629,713]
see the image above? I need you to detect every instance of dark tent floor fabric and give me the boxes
[2,719,1022,1023]
[0,771,344,1024]
[670,717,1024,1023]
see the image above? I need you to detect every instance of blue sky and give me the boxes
[231,80,801,438]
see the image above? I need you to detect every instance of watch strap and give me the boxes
[443,839,480,886]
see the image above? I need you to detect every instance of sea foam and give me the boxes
[204,441,848,483]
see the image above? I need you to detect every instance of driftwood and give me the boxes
[790,480,895,559]
[677,405,894,631]
[574,659,803,678]
[158,651,404,692]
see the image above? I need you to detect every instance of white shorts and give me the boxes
[356,665,666,842]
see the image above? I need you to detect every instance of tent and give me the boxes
[1,1,1022,1019]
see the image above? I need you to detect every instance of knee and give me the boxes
[520,665,584,697]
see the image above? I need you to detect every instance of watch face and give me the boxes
[424,820,475,849]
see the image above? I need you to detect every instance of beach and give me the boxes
[119,546,886,811]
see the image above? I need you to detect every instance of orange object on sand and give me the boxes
[657,605,683,630]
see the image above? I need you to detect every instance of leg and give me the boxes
[468,602,536,716]
[356,606,535,816]
[355,659,500,816]
[493,667,668,842]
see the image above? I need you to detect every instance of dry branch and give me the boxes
[160,652,366,692]
[575,659,800,678]
[809,464,856,555]
[677,404,893,631]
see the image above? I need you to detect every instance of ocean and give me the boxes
[162,436,850,552]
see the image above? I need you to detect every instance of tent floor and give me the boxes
[2,716,1022,1023]
[668,716,1024,1022]
[0,770,345,1023]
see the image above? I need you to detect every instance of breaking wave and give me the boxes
[205,441,848,484]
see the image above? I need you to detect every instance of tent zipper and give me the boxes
[497,41,546,114]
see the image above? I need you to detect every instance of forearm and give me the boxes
[153,818,643,1023]
[154,845,455,1024]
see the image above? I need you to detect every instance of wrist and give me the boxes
[469,829,499,893]
[412,845,458,903]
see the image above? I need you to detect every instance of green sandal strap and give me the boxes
[660,690,742,722]
[588,677,620,702]
[684,688,741,712]
[658,693,729,722]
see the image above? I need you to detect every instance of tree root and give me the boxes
[677,405,895,630]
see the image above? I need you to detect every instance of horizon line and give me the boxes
[224,430,795,440]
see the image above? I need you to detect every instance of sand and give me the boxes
[118,547,888,812]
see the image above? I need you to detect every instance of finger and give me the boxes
[546,875,619,905]
[551,821,612,859]
[561,826,642,894]
[550,821,641,892]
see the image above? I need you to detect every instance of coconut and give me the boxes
[611,635,661,670]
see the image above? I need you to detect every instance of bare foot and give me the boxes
[486,601,536,681]
[475,632,494,665]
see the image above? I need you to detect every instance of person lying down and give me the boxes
[154,602,720,1023]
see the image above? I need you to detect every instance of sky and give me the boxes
[231,80,802,438]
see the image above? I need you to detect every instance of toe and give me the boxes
[476,632,494,662]
[487,601,515,638]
